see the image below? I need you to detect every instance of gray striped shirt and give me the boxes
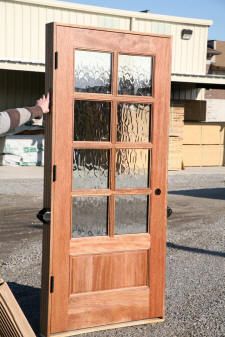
[0,106,43,137]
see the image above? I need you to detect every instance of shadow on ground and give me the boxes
[167,242,225,258]
[8,282,40,334]
[169,187,225,200]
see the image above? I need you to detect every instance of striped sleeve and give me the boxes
[0,105,43,136]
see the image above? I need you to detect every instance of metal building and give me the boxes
[0,0,225,168]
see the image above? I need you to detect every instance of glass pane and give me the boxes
[73,149,109,189]
[116,149,149,188]
[117,103,150,142]
[118,54,152,96]
[74,101,110,141]
[115,195,148,234]
[75,50,111,94]
[72,196,108,237]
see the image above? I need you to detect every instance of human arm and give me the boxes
[0,93,49,136]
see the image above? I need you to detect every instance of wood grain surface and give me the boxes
[42,24,171,336]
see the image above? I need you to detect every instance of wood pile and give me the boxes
[168,104,184,170]
[0,278,36,337]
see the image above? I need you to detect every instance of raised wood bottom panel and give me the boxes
[68,287,150,330]
[49,318,164,337]
[70,250,148,293]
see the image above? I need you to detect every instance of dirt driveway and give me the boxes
[0,166,225,337]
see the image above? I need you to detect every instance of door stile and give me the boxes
[149,39,171,318]
[41,22,57,337]
[50,26,74,333]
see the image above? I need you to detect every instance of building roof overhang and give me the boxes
[172,73,225,89]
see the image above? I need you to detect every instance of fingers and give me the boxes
[36,93,50,113]
[38,93,49,102]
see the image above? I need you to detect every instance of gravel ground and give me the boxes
[0,167,225,337]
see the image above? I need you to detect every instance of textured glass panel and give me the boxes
[75,50,111,93]
[118,55,152,96]
[117,103,150,142]
[73,150,109,189]
[115,195,148,234]
[74,101,110,141]
[72,196,108,237]
[116,149,149,188]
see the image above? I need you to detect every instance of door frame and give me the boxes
[41,22,171,337]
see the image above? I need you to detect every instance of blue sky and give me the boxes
[61,0,225,40]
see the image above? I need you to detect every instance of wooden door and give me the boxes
[41,23,171,337]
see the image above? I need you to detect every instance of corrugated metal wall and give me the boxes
[134,20,208,75]
[0,0,209,75]
[171,84,205,100]
[0,69,44,110]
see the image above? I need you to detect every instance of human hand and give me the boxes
[36,93,50,113]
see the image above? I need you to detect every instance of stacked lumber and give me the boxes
[168,136,183,171]
[183,122,225,166]
[0,279,36,337]
[168,104,184,170]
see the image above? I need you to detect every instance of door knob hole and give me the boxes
[155,188,161,195]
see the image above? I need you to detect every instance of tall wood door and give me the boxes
[41,23,171,336]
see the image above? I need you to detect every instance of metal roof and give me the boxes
[12,0,213,26]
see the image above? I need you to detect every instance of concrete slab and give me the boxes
[0,166,44,179]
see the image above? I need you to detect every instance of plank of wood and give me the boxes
[49,318,164,337]
[68,287,150,330]
[0,281,36,337]
[70,233,150,255]
[73,92,155,104]
[72,141,153,149]
[71,188,152,196]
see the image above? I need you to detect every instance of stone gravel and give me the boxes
[0,167,225,337]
